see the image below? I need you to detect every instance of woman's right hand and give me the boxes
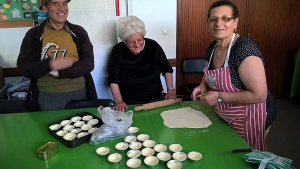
[114,101,128,112]
[191,81,208,100]
[191,86,202,100]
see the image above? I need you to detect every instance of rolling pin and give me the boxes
[134,98,182,111]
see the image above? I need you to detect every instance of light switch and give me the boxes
[162,28,168,35]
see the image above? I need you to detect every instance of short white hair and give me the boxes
[117,15,146,41]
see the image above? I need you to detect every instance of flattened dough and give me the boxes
[161,107,212,128]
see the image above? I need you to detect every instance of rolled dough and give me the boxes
[161,107,212,128]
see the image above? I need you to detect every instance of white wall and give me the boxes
[0,0,177,99]
[0,27,30,67]
[67,0,117,99]
[129,0,177,59]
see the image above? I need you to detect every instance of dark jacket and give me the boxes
[17,20,97,111]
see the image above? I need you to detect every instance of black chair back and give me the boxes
[65,99,115,109]
[181,57,206,93]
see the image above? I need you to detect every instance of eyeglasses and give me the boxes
[208,16,235,23]
[126,38,144,46]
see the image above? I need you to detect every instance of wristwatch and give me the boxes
[167,87,175,92]
[217,91,223,103]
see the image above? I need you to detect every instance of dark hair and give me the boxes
[207,0,239,19]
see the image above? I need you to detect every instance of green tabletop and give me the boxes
[147,101,255,169]
[0,101,256,169]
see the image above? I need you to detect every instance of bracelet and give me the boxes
[167,87,175,91]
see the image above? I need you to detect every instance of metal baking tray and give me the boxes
[47,112,103,148]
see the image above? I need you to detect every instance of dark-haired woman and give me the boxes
[192,1,276,151]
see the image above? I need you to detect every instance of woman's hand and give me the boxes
[165,90,177,100]
[191,76,209,100]
[114,101,128,112]
[191,84,208,101]
[164,73,176,100]
[199,91,218,106]
[191,86,202,100]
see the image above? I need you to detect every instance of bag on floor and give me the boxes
[7,77,30,100]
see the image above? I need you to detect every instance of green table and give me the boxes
[0,101,256,169]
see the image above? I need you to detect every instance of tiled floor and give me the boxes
[266,97,300,168]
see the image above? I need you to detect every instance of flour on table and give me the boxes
[161,107,212,128]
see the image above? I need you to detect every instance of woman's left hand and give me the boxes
[199,91,218,106]
[165,91,177,100]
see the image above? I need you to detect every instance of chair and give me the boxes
[65,99,115,109]
[181,57,206,93]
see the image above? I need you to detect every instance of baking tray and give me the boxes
[48,112,103,148]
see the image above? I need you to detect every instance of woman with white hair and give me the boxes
[107,16,176,112]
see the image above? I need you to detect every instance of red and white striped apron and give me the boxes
[204,34,266,151]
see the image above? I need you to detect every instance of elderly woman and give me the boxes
[191,1,276,151]
[108,16,176,112]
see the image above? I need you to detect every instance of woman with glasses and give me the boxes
[191,1,276,151]
[108,15,176,112]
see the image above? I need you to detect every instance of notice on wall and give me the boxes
[0,0,38,21]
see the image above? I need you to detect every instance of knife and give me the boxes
[216,148,252,155]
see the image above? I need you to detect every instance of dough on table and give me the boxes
[160,107,212,128]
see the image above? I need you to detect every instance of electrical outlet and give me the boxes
[162,29,168,35]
